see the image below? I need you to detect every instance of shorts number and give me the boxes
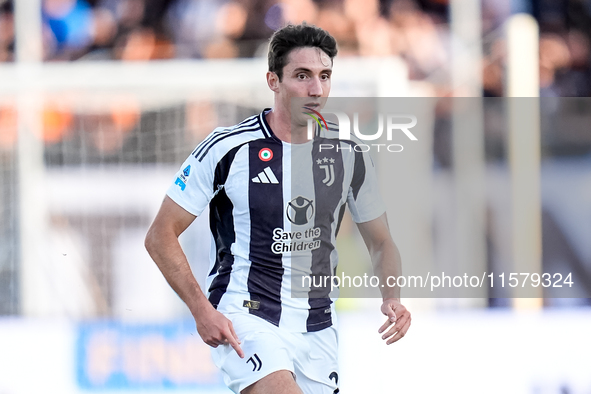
[329,371,339,393]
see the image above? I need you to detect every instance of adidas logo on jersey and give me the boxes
[251,167,279,184]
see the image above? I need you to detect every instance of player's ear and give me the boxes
[267,71,280,93]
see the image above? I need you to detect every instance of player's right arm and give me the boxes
[145,196,244,358]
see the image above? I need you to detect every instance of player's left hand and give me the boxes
[378,298,411,345]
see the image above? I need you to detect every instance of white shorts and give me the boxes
[211,313,339,394]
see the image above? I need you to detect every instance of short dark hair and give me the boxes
[268,23,338,81]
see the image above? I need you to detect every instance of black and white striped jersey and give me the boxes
[167,109,385,332]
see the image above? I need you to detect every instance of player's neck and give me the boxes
[266,107,309,144]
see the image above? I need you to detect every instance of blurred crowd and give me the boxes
[0,0,591,96]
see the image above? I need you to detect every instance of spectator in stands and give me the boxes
[0,1,13,62]
[43,0,95,60]
[388,0,448,82]
[539,33,573,97]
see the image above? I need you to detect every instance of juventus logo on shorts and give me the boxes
[247,353,263,371]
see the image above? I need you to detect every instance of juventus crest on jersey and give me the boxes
[167,109,385,333]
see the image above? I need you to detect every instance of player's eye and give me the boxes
[321,74,330,80]
[297,73,307,80]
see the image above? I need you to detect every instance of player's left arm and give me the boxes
[356,213,411,344]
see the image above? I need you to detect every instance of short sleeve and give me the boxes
[166,148,216,217]
[347,149,386,223]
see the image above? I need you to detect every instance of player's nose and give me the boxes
[308,76,323,97]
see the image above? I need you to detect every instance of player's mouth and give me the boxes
[303,103,322,112]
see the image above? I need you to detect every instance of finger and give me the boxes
[225,329,245,359]
[382,303,397,321]
[383,316,410,343]
[228,321,241,344]
[378,317,394,334]
[386,309,397,322]
[206,340,219,348]
[381,314,408,340]
[386,318,411,345]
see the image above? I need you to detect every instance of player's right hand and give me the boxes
[195,307,244,358]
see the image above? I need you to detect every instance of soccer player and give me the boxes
[145,23,411,394]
